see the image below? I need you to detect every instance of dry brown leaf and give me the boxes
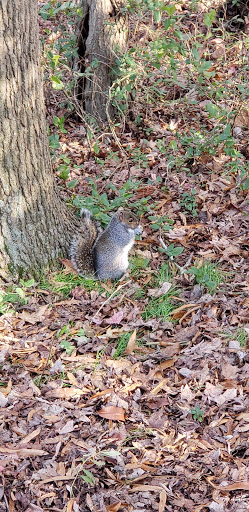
[235,108,249,128]
[87,389,113,401]
[172,303,197,315]
[0,392,7,407]
[221,363,238,380]
[44,387,85,399]
[130,485,163,492]
[126,329,138,354]
[150,378,169,395]
[8,498,15,512]
[211,38,226,59]
[236,412,249,420]
[0,447,48,457]
[39,492,56,502]
[160,358,176,370]
[17,305,49,324]
[58,420,75,435]
[66,499,77,512]
[105,310,124,324]
[209,478,249,491]
[148,282,172,298]
[181,383,195,403]
[85,493,97,511]
[106,502,122,512]
[98,406,125,421]
[159,489,167,512]
[67,371,78,386]
[19,427,41,445]
[1,379,12,397]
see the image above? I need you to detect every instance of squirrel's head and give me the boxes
[117,209,140,228]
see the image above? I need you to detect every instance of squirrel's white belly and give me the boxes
[119,239,134,270]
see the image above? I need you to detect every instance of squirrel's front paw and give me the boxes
[134,225,143,235]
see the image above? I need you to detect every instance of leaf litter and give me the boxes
[1,2,249,512]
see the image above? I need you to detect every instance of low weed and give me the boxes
[180,189,198,217]
[153,262,172,287]
[45,271,103,298]
[130,256,150,277]
[222,328,249,347]
[113,332,132,358]
[72,179,154,225]
[191,405,204,423]
[143,291,178,322]
[0,279,35,314]
[159,243,184,260]
[142,263,180,321]
[187,261,223,294]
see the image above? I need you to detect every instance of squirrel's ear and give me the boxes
[117,210,124,222]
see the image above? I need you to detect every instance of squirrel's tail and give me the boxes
[70,209,99,277]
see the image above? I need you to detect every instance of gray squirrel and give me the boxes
[70,208,142,280]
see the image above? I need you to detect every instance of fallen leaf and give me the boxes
[19,428,41,445]
[181,383,195,403]
[58,420,75,435]
[148,282,172,297]
[25,506,44,512]
[44,388,86,399]
[98,406,125,421]
[105,310,124,324]
[126,329,139,354]
[221,363,238,380]
[0,447,48,457]
[106,502,122,511]
[159,489,167,512]
[0,392,7,407]
[17,305,49,324]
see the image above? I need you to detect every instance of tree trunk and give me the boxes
[0,0,78,278]
[78,0,128,122]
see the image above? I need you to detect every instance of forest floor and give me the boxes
[1,1,249,511]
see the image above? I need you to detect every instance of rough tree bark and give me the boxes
[0,0,78,277]
[78,0,128,121]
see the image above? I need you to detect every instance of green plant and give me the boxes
[191,405,204,422]
[148,215,174,232]
[113,332,132,358]
[130,147,149,168]
[159,243,184,260]
[72,179,154,225]
[153,262,172,287]
[222,328,249,347]
[33,372,67,389]
[143,291,178,321]
[53,115,67,133]
[71,449,121,491]
[48,271,103,298]
[56,324,75,354]
[187,261,223,294]
[0,279,35,314]
[130,256,150,277]
[180,189,198,217]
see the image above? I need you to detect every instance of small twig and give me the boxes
[174,252,194,275]
[228,229,249,239]
[159,235,194,275]
[93,280,131,318]
[159,235,167,251]
[159,482,175,498]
